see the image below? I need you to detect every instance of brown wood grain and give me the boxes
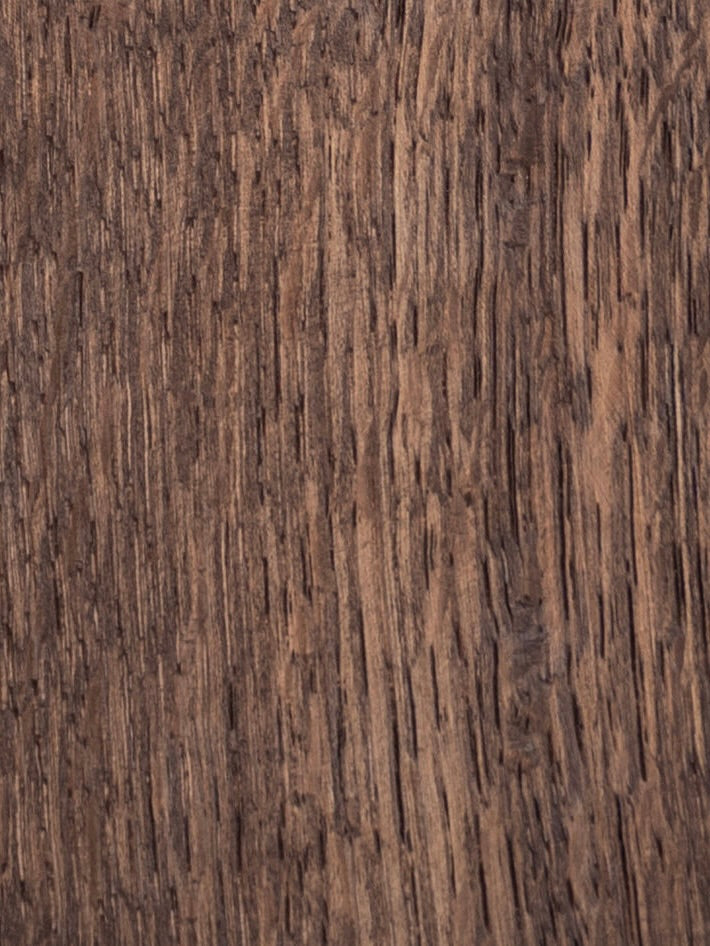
[1,1,709,943]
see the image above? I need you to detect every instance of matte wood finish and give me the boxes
[1,2,709,944]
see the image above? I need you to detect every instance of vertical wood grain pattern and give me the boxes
[1,1,709,943]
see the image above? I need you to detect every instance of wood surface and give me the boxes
[1,1,709,944]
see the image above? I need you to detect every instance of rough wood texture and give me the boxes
[1,2,709,944]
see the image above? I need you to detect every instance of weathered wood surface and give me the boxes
[1,1,709,943]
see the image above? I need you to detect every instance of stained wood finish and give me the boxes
[1,2,709,944]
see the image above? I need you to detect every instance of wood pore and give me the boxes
[1,1,709,944]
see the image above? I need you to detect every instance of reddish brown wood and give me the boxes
[1,2,709,943]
